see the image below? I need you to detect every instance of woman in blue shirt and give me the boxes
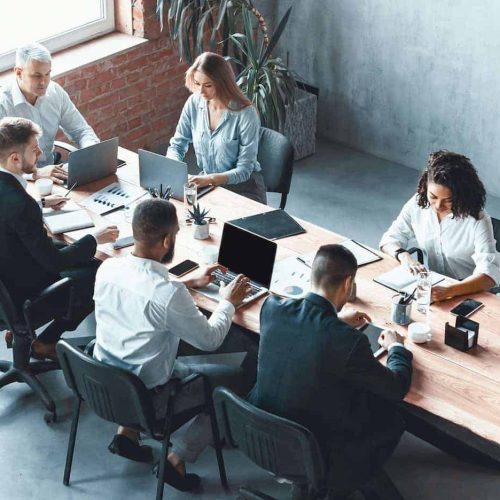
[167,52,266,203]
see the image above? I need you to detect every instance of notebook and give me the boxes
[374,266,446,294]
[43,201,94,234]
[228,209,305,240]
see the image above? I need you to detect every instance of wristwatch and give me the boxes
[394,248,407,262]
[41,197,46,208]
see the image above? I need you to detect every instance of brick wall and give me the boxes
[55,0,188,152]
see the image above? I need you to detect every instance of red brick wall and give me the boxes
[54,0,188,152]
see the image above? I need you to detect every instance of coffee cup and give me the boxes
[199,245,219,265]
[408,322,431,343]
[35,178,53,196]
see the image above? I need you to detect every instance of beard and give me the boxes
[161,245,175,264]
[20,154,36,174]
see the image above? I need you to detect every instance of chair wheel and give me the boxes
[44,411,57,423]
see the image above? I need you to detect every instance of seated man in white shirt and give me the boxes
[93,198,250,492]
[0,42,99,184]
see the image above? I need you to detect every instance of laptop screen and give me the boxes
[218,223,277,287]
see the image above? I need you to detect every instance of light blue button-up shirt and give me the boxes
[167,93,261,185]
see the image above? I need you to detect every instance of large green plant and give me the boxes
[156,0,296,132]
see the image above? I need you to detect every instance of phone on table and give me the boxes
[359,323,386,358]
[450,298,484,317]
[169,259,199,277]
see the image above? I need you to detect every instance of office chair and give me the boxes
[56,340,228,500]
[213,387,326,500]
[490,217,500,295]
[53,140,77,164]
[0,277,74,423]
[257,127,294,210]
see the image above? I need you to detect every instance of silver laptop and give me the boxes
[138,149,214,201]
[64,137,119,187]
[195,223,277,307]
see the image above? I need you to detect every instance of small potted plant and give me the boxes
[189,203,211,240]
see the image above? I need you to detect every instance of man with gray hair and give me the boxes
[0,42,99,184]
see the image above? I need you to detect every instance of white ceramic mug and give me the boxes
[35,178,53,196]
[408,322,431,343]
[199,245,219,264]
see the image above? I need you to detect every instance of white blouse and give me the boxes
[380,195,500,285]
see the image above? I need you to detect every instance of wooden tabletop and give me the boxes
[41,147,500,447]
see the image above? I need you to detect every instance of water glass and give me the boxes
[184,182,197,212]
[415,271,431,315]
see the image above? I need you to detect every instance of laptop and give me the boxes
[195,223,277,306]
[63,137,119,187]
[138,149,214,201]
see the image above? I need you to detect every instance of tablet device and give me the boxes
[359,323,386,357]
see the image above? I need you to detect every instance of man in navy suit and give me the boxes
[250,244,413,497]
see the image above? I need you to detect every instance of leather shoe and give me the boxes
[108,434,153,463]
[160,460,201,492]
[31,340,58,361]
[4,330,13,348]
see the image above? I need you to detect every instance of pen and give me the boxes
[64,182,77,196]
[101,204,125,216]
[296,256,311,268]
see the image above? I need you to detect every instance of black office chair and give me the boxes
[53,140,77,164]
[56,340,228,500]
[213,387,326,500]
[257,127,294,210]
[490,217,500,295]
[0,277,74,423]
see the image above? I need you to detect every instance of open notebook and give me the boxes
[374,265,446,294]
[42,200,94,234]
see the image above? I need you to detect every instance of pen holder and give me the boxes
[445,315,479,352]
[391,294,412,325]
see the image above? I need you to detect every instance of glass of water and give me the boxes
[415,271,432,315]
[184,182,197,212]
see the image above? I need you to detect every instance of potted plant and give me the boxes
[188,203,211,239]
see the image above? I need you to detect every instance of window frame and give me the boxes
[0,0,115,72]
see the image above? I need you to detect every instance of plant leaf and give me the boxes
[262,6,292,62]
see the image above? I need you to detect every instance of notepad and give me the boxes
[228,209,305,240]
[374,266,446,294]
[43,201,94,234]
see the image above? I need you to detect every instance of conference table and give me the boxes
[44,146,500,466]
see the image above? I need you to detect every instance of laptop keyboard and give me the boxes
[212,269,263,298]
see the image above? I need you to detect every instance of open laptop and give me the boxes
[63,137,119,187]
[195,223,277,307]
[138,149,214,200]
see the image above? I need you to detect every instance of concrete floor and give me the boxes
[1,140,499,500]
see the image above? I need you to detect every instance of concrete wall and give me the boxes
[273,1,500,196]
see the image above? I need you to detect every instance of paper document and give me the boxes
[66,224,133,257]
[271,255,311,299]
[374,266,446,294]
[80,181,146,215]
[43,200,94,234]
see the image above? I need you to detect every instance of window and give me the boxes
[0,0,115,71]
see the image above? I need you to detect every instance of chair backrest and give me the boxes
[56,340,156,433]
[213,387,325,491]
[257,127,294,209]
[491,217,500,253]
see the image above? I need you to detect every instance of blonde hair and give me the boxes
[185,52,252,110]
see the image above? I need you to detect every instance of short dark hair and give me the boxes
[311,244,357,290]
[416,150,486,219]
[132,199,178,246]
[0,117,41,163]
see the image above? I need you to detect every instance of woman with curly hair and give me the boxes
[380,150,500,301]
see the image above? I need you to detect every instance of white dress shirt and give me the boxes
[0,79,99,167]
[93,254,235,389]
[380,195,500,285]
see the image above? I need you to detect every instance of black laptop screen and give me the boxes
[218,223,277,287]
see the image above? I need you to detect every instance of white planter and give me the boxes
[193,222,210,240]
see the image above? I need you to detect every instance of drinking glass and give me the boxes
[415,271,431,315]
[184,182,197,212]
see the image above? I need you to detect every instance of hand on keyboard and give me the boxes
[218,273,251,307]
[185,264,228,289]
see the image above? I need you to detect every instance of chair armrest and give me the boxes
[53,140,77,153]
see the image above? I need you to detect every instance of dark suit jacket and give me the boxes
[249,292,413,491]
[0,171,97,308]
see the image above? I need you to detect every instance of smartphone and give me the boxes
[359,323,386,358]
[169,259,199,277]
[112,235,134,250]
[450,298,484,317]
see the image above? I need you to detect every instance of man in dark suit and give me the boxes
[249,244,413,497]
[0,117,118,359]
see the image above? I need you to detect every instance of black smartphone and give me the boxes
[112,235,134,250]
[450,298,484,317]
[169,259,199,277]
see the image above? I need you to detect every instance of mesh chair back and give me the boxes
[214,387,324,490]
[56,340,156,432]
[257,127,294,207]
[492,217,500,253]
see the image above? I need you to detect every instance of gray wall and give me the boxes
[272,1,500,197]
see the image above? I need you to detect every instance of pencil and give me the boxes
[64,182,77,196]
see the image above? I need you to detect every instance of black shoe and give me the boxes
[160,460,201,492]
[108,434,153,463]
